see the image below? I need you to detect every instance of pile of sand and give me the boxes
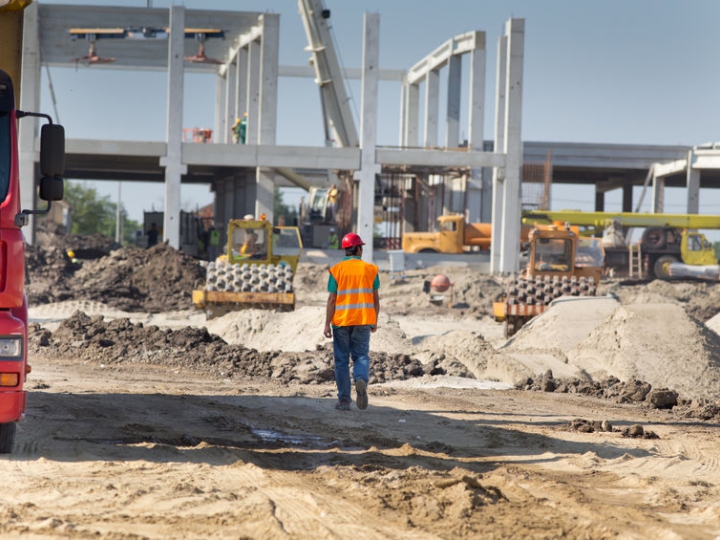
[491,296,720,401]
[568,303,720,401]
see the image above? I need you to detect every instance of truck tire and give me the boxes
[0,422,16,454]
[644,227,666,250]
[654,255,677,279]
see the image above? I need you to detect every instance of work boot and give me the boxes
[355,379,368,410]
[334,400,351,411]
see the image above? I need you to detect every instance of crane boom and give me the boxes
[522,210,720,231]
[297,0,359,148]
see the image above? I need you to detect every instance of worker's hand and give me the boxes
[323,325,332,339]
[370,324,377,333]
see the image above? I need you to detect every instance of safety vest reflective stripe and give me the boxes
[336,303,375,310]
[337,288,374,296]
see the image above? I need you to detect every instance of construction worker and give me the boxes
[232,112,248,144]
[239,112,247,144]
[208,226,220,261]
[327,227,339,249]
[231,118,241,144]
[323,233,380,411]
[327,183,339,222]
[147,223,159,248]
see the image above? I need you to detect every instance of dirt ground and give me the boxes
[3,235,720,539]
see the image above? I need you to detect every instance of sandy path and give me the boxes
[1,357,719,539]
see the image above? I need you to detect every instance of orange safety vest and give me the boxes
[329,259,378,327]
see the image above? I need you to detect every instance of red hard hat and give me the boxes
[341,232,365,249]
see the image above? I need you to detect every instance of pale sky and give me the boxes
[35,0,720,225]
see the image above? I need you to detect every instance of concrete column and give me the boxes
[445,55,461,148]
[356,13,380,263]
[18,1,40,244]
[686,150,700,214]
[223,178,235,223]
[499,18,524,274]
[423,70,439,147]
[233,176,246,217]
[622,183,633,212]
[224,60,236,144]
[467,37,486,223]
[246,39,261,145]
[398,77,407,146]
[163,5,187,249]
[255,13,279,222]
[214,74,226,146]
[490,34,507,274]
[236,47,248,119]
[594,188,605,212]
[212,182,225,228]
[651,173,665,213]
[405,83,419,147]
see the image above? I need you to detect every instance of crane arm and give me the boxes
[297,0,359,148]
[522,210,720,230]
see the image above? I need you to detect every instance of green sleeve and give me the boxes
[327,273,338,293]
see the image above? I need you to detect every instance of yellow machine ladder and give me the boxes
[629,243,643,278]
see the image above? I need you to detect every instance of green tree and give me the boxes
[63,181,140,245]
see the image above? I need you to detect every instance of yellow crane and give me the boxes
[522,210,720,280]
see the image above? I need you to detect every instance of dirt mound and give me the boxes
[600,278,720,322]
[27,242,205,313]
[29,311,429,384]
[567,303,720,401]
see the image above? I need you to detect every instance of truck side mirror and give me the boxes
[40,123,65,178]
[39,175,64,202]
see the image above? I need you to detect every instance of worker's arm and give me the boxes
[324,293,337,338]
[371,289,380,333]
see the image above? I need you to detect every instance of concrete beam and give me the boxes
[181,144,361,169]
[376,148,505,168]
[654,158,687,178]
[278,65,404,81]
[406,31,484,85]
[219,24,262,77]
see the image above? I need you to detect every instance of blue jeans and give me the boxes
[332,325,371,403]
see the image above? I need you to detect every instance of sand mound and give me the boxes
[567,303,720,401]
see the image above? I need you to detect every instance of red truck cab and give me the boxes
[0,68,64,453]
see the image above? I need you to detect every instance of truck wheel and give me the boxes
[0,422,16,454]
[505,319,515,339]
[644,227,666,249]
[654,255,677,279]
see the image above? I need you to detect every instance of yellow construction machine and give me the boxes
[192,217,303,318]
[493,224,603,338]
[522,210,720,280]
[402,214,532,254]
